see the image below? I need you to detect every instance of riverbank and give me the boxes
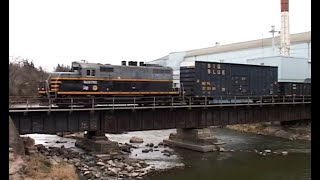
[225,123,311,141]
[11,131,184,180]
[9,137,77,180]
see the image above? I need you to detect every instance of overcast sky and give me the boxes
[9,0,310,72]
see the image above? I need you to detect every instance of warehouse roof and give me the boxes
[185,31,311,57]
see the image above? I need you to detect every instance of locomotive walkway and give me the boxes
[9,95,311,134]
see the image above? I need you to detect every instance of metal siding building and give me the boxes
[148,31,311,87]
[150,51,187,88]
[184,32,310,63]
[247,56,311,83]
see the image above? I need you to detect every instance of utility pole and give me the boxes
[269,25,279,55]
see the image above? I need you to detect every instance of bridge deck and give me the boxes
[9,96,311,134]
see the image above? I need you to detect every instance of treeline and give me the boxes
[9,58,48,96]
[55,64,71,72]
[9,57,72,96]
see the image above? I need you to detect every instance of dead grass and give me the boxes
[23,154,77,180]
[226,123,266,133]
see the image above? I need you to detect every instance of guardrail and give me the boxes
[9,95,311,112]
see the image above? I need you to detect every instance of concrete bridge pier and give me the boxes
[75,131,119,154]
[163,128,219,152]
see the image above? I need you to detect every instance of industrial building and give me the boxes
[148,31,311,88]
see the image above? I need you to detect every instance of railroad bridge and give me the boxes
[9,95,311,152]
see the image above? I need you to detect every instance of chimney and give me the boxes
[280,0,290,56]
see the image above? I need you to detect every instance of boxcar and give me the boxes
[277,82,311,96]
[180,61,278,97]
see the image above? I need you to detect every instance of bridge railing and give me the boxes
[9,95,311,111]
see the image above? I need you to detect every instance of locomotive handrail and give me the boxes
[9,95,311,111]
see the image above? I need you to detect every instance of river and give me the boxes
[25,127,311,180]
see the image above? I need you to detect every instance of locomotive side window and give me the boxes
[86,69,96,76]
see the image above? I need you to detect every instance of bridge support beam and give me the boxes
[163,128,218,152]
[75,131,119,154]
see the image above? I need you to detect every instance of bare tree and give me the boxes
[9,57,49,96]
[54,64,71,72]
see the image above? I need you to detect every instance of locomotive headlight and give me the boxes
[41,88,44,90]
[37,88,40,90]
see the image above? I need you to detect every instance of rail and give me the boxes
[9,95,311,112]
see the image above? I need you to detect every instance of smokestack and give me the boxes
[280,0,290,56]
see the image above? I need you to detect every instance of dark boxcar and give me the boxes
[180,61,278,97]
[277,82,311,95]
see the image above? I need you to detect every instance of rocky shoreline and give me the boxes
[10,135,184,180]
[225,123,311,141]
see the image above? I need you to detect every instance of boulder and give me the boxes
[21,137,35,146]
[131,172,139,177]
[125,166,134,172]
[129,137,144,143]
[107,168,119,176]
[142,149,151,153]
[263,127,280,135]
[275,130,296,140]
[96,162,106,166]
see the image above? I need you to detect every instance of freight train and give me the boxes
[37,60,310,107]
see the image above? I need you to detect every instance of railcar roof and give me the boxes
[73,62,172,69]
[195,60,278,68]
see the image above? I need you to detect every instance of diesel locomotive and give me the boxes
[38,60,179,106]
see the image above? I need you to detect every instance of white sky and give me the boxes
[9,0,310,72]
